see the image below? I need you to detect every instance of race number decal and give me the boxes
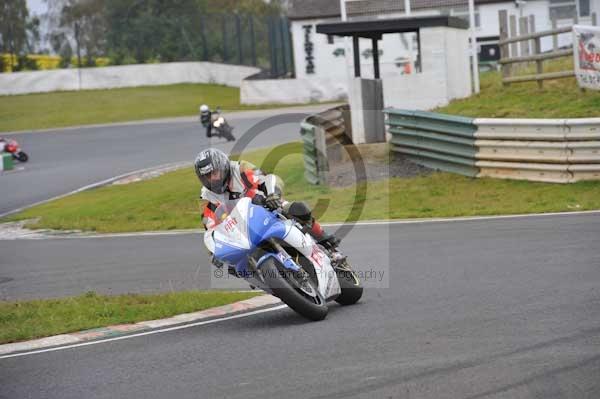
[310,246,325,268]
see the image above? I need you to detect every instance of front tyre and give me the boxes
[224,125,236,142]
[335,261,363,306]
[261,257,328,321]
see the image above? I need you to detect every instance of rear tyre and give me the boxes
[335,262,363,306]
[15,152,28,162]
[261,257,328,321]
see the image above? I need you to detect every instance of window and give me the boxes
[580,0,590,17]
[549,0,590,19]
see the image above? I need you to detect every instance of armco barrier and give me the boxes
[1,153,13,172]
[474,118,600,183]
[384,109,600,183]
[385,109,479,177]
[300,105,351,185]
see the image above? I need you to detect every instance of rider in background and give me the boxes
[0,138,6,153]
[194,148,340,264]
[199,104,213,138]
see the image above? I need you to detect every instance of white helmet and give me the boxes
[200,104,209,113]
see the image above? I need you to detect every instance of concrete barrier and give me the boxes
[0,62,260,95]
[240,77,347,105]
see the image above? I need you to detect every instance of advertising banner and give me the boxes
[573,25,600,90]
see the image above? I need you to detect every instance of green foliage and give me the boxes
[0,0,40,66]
[0,291,262,344]
[15,54,38,71]
[45,0,286,69]
[436,65,600,118]
[5,143,600,233]
[0,83,303,132]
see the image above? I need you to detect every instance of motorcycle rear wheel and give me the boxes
[223,126,236,142]
[261,257,328,321]
[14,152,28,162]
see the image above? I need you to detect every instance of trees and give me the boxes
[50,0,107,67]
[0,0,41,71]
[2,0,288,72]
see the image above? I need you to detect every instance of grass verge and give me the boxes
[0,290,262,344]
[435,61,600,118]
[4,142,600,233]
[0,83,315,132]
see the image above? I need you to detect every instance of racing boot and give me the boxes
[310,220,340,250]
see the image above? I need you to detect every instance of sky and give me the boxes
[27,0,47,16]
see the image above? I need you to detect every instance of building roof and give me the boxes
[316,15,469,39]
[288,0,508,20]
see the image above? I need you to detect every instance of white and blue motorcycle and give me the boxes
[205,183,362,321]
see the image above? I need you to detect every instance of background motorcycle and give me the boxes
[2,139,29,162]
[200,106,235,142]
[210,107,236,142]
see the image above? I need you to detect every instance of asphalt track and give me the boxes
[0,105,333,216]
[1,213,599,398]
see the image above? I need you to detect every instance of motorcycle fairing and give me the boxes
[211,197,340,300]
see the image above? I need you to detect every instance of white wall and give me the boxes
[0,62,260,96]
[240,77,347,105]
[382,27,471,111]
[291,14,424,82]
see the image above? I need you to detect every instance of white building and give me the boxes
[240,0,599,106]
[288,0,599,80]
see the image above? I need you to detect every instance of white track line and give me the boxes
[29,209,600,240]
[0,304,288,360]
[0,161,190,219]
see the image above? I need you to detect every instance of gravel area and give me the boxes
[327,153,432,187]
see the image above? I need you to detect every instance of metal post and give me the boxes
[200,15,208,61]
[469,0,480,93]
[279,17,288,75]
[222,15,228,63]
[236,14,242,64]
[75,22,82,90]
[268,17,278,77]
[340,0,353,85]
[372,37,380,79]
[249,16,257,66]
[405,0,415,74]
[592,12,597,26]
[353,35,361,77]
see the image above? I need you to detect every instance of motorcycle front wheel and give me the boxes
[334,260,363,306]
[260,257,328,321]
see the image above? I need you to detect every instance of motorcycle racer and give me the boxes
[194,148,340,265]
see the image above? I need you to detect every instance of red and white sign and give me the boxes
[574,25,600,90]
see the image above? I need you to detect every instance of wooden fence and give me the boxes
[498,10,598,88]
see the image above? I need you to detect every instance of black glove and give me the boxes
[251,194,266,206]
[265,193,282,211]
[211,254,224,268]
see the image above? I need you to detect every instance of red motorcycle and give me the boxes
[1,138,29,162]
